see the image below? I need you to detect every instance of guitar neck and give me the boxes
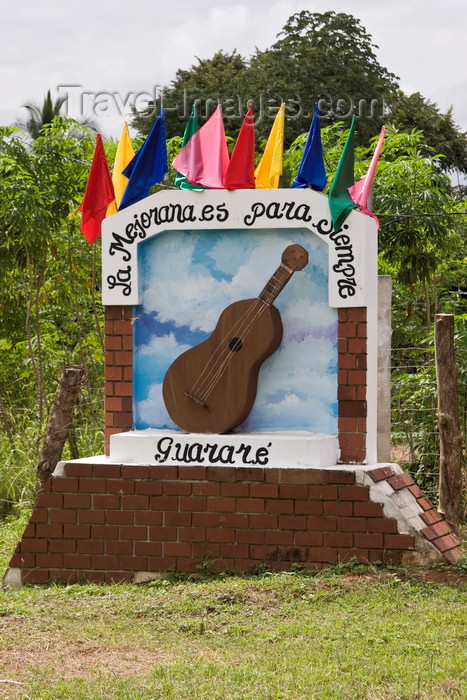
[258,262,294,305]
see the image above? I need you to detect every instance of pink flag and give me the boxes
[348,125,386,227]
[172,104,230,188]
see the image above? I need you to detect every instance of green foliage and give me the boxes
[166,135,183,187]
[285,123,463,287]
[0,420,37,517]
[374,128,460,286]
[0,118,105,510]
[0,506,32,572]
[18,89,97,140]
[391,346,439,500]
[390,91,467,176]
[248,10,398,144]
[20,89,68,140]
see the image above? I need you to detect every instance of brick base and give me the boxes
[5,461,462,586]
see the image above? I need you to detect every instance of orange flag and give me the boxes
[79,134,115,244]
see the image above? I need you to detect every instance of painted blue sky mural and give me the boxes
[133,227,337,434]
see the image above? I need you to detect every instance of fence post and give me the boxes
[37,364,86,488]
[377,275,392,462]
[435,314,463,531]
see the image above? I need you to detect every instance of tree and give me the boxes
[0,118,103,426]
[389,91,467,177]
[132,50,250,140]
[248,11,399,144]
[21,90,67,139]
[132,12,399,146]
[19,90,97,140]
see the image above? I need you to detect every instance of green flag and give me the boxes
[328,117,357,231]
[175,104,204,191]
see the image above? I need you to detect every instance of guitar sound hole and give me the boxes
[228,337,243,352]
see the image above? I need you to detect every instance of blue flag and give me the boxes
[119,109,168,209]
[291,103,327,191]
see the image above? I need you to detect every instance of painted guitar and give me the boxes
[162,244,309,434]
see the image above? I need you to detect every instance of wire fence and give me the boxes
[390,343,467,515]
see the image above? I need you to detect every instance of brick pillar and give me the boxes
[338,307,367,463]
[104,306,133,455]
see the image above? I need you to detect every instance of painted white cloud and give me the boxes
[140,231,331,334]
[242,392,336,434]
[142,235,229,332]
[282,299,336,339]
[135,383,177,430]
[258,334,337,391]
[136,331,190,359]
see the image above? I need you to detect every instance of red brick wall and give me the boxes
[10,463,416,585]
[338,307,367,463]
[104,306,133,454]
[104,305,368,463]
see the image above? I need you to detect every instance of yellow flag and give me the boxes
[106,122,135,216]
[254,103,285,189]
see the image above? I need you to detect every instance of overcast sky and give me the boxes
[1,0,466,138]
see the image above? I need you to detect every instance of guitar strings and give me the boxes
[197,272,291,401]
[189,267,288,402]
[190,266,291,402]
[195,298,269,403]
[188,266,291,404]
[188,297,265,402]
[193,271,290,402]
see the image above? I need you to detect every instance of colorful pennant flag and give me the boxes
[78,134,115,244]
[119,108,168,210]
[328,116,357,231]
[348,125,386,228]
[254,103,285,189]
[106,121,135,216]
[225,105,255,190]
[172,104,229,189]
[291,103,326,191]
[175,104,204,191]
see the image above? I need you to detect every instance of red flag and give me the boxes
[225,106,255,189]
[79,134,115,244]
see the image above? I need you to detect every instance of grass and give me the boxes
[1,449,466,700]
[0,421,38,519]
[1,538,467,699]
[0,414,104,519]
